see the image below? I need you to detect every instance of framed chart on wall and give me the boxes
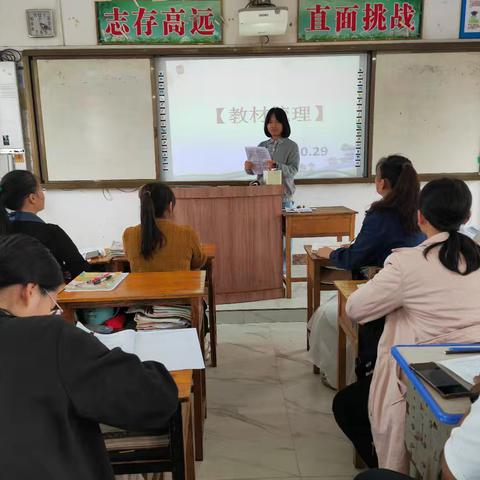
[460,0,480,38]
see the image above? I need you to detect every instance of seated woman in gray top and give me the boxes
[244,107,300,208]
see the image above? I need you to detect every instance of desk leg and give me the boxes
[61,306,76,325]
[193,369,204,462]
[207,258,217,368]
[182,399,195,480]
[191,298,205,462]
[313,263,321,314]
[337,295,347,391]
[311,261,322,375]
[306,255,314,335]
[285,226,292,298]
[349,214,356,242]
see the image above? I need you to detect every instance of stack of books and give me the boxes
[127,305,192,331]
[105,241,125,258]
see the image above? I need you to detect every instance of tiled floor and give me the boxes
[218,266,308,311]
[197,322,359,480]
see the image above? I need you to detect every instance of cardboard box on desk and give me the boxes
[263,169,282,185]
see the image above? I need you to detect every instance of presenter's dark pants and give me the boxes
[332,375,378,468]
[354,470,412,480]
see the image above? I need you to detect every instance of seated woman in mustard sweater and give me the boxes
[123,182,206,272]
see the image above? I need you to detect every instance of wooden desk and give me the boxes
[335,279,368,469]
[89,244,218,368]
[334,280,366,391]
[304,245,352,346]
[283,207,357,298]
[58,271,207,462]
[393,346,473,480]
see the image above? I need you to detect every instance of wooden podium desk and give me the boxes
[172,185,284,304]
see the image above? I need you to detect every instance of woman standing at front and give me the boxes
[244,107,300,209]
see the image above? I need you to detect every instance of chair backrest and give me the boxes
[101,404,185,479]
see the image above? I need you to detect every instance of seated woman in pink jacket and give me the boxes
[332,178,480,474]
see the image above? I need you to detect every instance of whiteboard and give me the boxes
[36,58,157,182]
[372,52,480,174]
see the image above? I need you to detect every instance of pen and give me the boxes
[445,346,480,355]
[92,274,112,285]
[72,273,111,287]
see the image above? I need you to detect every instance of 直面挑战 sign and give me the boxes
[97,0,222,45]
[298,0,422,41]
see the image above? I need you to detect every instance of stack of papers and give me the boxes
[245,146,271,175]
[127,305,192,331]
[284,207,313,213]
[105,241,125,258]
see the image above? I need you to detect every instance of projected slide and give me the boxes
[156,55,368,181]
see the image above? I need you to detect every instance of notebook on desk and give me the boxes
[65,272,128,292]
[77,323,205,371]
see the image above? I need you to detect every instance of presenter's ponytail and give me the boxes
[421,178,480,275]
[0,170,39,235]
[369,155,420,234]
[139,182,176,259]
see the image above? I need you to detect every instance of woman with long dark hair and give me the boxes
[310,156,425,389]
[316,155,425,270]
[0,170,89,280]
[0,234,178,480]
[332,178,480,474]
[123,182,206,271]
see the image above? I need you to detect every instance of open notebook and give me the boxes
[77,323,205,371]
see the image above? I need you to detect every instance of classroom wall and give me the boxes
[0,0,464,47]
[1,0,478,253]
[41,181,479,253]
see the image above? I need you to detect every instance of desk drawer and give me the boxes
[287,214,352,237]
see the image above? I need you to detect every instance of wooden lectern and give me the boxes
[173,185,284,304]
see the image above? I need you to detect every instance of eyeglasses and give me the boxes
[41,288,63,315]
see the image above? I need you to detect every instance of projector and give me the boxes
[238,6,289,36]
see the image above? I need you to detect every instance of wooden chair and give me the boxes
[103,405,186,480]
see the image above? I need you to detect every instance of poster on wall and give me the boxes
[298,0,422,41]
[460,0,480,38]
[96,0,222,45]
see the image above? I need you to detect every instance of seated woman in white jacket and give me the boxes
[332,178,480,474]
